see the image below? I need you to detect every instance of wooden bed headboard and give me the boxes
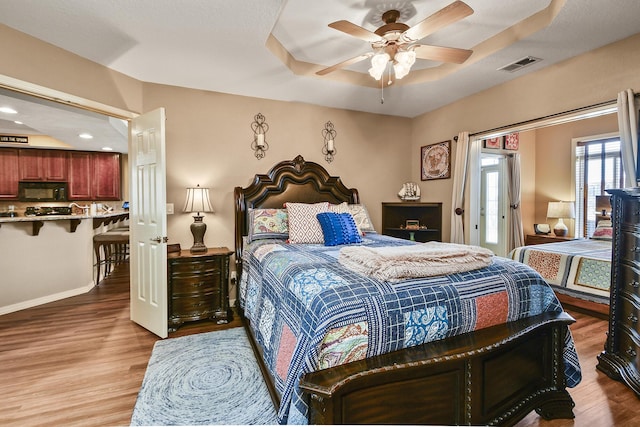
[233,154,359,275]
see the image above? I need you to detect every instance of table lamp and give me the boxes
[183,184,214,253]
[547,201,575,237]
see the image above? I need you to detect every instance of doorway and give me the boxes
[480,153,508,256]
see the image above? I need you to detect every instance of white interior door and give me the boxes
[129,108,168,338]
[480,154,508,256]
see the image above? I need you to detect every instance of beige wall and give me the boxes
[411,32,640,240]
[141,83,412,251]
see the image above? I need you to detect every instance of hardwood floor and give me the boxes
[0,264,638,426]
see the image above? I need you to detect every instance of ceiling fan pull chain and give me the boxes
[380,73,384,104]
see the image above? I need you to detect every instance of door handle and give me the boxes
[150,236,169,243]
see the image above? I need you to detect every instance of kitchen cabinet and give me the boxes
[68,152,92,200]
[0,148,20,199]
[68,151,121,200]
[19,149,68,181]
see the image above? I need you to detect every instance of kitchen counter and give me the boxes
[0,211,128,235]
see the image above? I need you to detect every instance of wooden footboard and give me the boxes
[298,311,576,426]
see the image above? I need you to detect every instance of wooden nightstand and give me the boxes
[167,247,233,332]
[525,234,577,246]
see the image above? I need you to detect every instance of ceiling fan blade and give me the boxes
[402,1,473,42]
[413,45,472,64]
[328,20,383,43]
[316,53,373,76]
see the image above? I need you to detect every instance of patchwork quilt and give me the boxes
[509,239,611,304]
[240,233,582,424]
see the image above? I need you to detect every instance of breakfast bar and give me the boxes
[0,211,129,315]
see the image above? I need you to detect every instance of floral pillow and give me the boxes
[347,204,375,233]
[247,208,288,242]
[285,202,330,244]
[591,220,613,240]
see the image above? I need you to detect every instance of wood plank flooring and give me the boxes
[0,264,638,426]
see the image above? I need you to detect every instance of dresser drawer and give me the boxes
[620,294,640,333]
[620,261,640,296]
[172,273,220,295]
[621,198,640,225]
[618,329,640,369]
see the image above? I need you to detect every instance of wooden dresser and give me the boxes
[596,188,640,397]
[167,247,233,332]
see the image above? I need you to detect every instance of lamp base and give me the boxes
[190,215,208,253]
[553,218,568,237]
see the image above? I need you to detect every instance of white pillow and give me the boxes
[285,202,330,243]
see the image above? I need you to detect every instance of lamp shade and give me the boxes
[183,185,214,214]
[546,201,575,219]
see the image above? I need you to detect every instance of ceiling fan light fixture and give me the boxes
[368,52,390,80]
[393,49,416,79]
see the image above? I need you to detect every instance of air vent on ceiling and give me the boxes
[498,56,542,73]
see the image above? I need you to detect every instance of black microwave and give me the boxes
[18,181,68,202]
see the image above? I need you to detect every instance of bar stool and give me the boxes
[93,229,130,284]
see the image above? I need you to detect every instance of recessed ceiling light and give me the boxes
[0,107,18,114]
[101,146,113,151]
[14,120,23,125]
[79,133,93,139]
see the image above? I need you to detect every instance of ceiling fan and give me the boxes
[316,1,474,81]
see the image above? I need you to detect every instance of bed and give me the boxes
[234,155,581,426]
[509,238,612,306]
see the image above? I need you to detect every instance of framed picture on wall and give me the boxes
[421,140,451,181]
[504,132,520,150]
[484,137,502,149]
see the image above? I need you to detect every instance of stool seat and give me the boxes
[93,230,130,284]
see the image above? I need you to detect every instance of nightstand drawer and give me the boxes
[171,291,221,315]
[171,274,219,295]
[170,257,221,275]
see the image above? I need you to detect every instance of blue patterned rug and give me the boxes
[131,327,278,426]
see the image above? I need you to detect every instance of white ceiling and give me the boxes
[0,0,638,153]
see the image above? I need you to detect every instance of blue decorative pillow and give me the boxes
[316,212,362,246]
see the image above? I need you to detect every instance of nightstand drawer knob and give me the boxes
[628,314,638,323]
[630,280,640,289]
[631,246,640,254]
[626,347,637,358]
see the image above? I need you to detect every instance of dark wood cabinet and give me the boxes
[68,151,121,200]
[68,152,93,200]
[0,148,19,199]
[92,152,121,199]
[18,149,68,181]
[596,188,640,397]
[167,247,233,332]
[381,202,442,242]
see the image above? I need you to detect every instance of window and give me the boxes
[574,136,624,238]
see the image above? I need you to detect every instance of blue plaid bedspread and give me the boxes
[239,233,582,424]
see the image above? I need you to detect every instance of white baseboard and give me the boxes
[0,281,95,316]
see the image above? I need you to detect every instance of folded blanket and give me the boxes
[338,241,494,281]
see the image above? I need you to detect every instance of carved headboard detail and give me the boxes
[233,155,359,276]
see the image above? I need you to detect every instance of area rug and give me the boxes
[131,327,278,426]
